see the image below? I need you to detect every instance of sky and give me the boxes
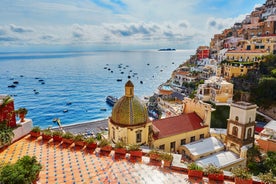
[0,0,265,52]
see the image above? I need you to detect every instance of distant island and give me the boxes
[158,48,176,51]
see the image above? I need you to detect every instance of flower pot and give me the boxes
[62,138,74,145]
[163,160,172,168]
[86,143,97,149]
[30,131,40,138]
[208,173,224,181]
[100,145,112,152]
[115,148,127,155]
[75,141,86,147]
[188,170,203,179]
[150,153,161,161]
[129,150,143,157]
[100,145,112,156]
[53,135,62,142]
[114,148,127,160]
[234,177,253,184]
[42,134,52,141]
[19,114,25,122]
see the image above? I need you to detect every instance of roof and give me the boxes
[171,92,185,101]
[125,80,134,87]
[196,151,244,168]
[264,120,276,131]
[152,113,204,139]
[111,95,148,126]
[0,135,203,183]
[183,137,224,156]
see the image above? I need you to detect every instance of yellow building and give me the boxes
[108,80,151,145]
[225,49,269,62]
[222,62,256,81]
[151,98,212,153]
[197,76,233,104]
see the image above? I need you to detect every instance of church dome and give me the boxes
[111,80,148,126]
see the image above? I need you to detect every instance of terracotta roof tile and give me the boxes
[152,113,205,139]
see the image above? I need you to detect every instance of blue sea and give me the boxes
[0,50,193,128]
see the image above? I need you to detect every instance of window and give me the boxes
[170,142,176,152]
[159,144,165,150]
[136,130,142,143]
[247,128,252,138]
[232,126,238,137]
[181,139,186,145]
[235,116,239,121]
[112,127,115,140]
[200,134,204,139]
[190,136,195,142]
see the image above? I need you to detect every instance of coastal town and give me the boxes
[0,0,276,184]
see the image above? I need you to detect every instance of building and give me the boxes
[0,95,16,127]
[225,101,257,155]
[197,76,233,104]
[256,120,276,152]
[196,46,210,60]
[108,80,152,145]
[178,101,257,171]
[222,61,257,81]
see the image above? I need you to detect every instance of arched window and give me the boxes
[247,128,252,138]
[112,127,115,140]
[232,126,238,137]
[136,130,142,143]
[235,116,239,121]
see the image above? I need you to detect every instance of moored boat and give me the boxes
[106,96,118,106]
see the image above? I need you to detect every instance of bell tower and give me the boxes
[226,101,257,154]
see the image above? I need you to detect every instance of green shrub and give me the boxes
[62,132,74,139]
[31,126,41,133]
[187,162,203,171]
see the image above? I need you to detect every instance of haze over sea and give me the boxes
[0,50,193,128]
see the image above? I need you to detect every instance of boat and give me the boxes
[106,96,118,106]
[158,48,176,51]
[8,85,16,88]
[117,79,122,82]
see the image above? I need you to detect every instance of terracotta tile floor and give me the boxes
[0,135,234,184]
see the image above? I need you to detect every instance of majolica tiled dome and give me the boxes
[111,80,148,126]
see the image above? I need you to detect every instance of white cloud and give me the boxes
[0,0,265,50]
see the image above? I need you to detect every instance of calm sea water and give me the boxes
[0,50,193,128]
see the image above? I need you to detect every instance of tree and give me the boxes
[251,77,276,108]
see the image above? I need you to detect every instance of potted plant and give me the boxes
[62,132,74,145]
[15,107,28,122]
[0,155,42,184]
[128,144,143,163]
[0,123,14,148]
[30,126,41,138]
[204,164,224,181]
[73,134,86,147]
[160,152,173,168]
[98,139,112,156]
[258,171,276,184]
[148,149,161,160]
[148,149,162,166]
[114,141,127,159]
[52,130,63,142]
[128,144,142,157]
[41,128,52,141]
[187,162,204,179]
[85,137,97,149]
[232,167,252,184]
